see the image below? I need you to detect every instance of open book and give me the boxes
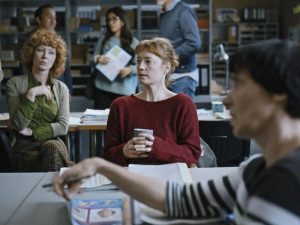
[95,45,132,82]
[129,163,221,225]
[129,163,192,224]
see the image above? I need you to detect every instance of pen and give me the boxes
[42,175,92,188]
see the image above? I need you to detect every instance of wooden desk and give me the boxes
[1,167,235,225]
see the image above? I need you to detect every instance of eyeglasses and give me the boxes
[107,16,120,23]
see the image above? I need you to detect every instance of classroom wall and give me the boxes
[279,0,300,38]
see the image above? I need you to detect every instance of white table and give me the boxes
[0,167,237,225]
[0,173,46,225]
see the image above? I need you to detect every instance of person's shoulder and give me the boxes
[176,1,197,16]
[6,74,27,85]
[273,149,300,179]
[131,37,139,47]
[53,78,68,92]
[174,93,194,104]
[111,95,134,107]
[171,94,196,112]
[176,1,191,11]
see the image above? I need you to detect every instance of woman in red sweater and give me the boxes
[104,37,201,166]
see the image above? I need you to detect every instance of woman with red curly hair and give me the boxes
[6,29,73,172]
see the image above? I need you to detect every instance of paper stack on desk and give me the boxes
[129,163,222,224]
[129,163,196,224]
[60,167,115,190]
[81,109,110,121]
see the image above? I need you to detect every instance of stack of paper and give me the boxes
[129,163,194,224]
[59,167,115,191]
[81,109,110,121]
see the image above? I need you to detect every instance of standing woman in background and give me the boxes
[6,30,73,172]
[93,6,139,109]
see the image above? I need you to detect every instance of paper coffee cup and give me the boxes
[212,101,224,113]
[134,128,153,137]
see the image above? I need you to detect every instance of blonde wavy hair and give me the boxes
[135,37,179,87]
[21,29,67,78]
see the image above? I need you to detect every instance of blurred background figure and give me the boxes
[92,6,139,109]
[0,59,3,82]
[157,0,201,100]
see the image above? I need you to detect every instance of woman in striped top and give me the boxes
[53,39,300,225]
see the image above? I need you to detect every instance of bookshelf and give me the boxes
[0,0,212,97]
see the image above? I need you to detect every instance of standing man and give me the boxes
[157,0,200,100]
[32,4,73,95]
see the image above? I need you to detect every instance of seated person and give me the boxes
[54,39,300,224]
[6,30,73,172]
[33,4,73,95]
[104,37,201,166]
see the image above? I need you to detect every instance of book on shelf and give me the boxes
[81,108,110,122]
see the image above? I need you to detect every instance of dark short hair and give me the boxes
[34,4,54,19]
[229,39,300,118]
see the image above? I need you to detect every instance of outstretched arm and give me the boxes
[52,157,167,212]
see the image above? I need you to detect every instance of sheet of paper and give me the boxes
[81,108,110,121]
[95,45,132,82]
[128,163,193,225]
[60,167,112,189]
[82,109,110,117]
[128,163,193,184]
[69,117,81,125]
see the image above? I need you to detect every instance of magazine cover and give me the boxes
[70,198,124,225]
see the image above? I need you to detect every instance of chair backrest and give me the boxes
[198,137,217,168]
[0,129,17,172]
[199,120,250,167]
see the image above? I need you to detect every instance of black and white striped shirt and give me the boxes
[166,151,300,225]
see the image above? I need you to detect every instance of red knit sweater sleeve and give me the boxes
[103,100,128,166]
